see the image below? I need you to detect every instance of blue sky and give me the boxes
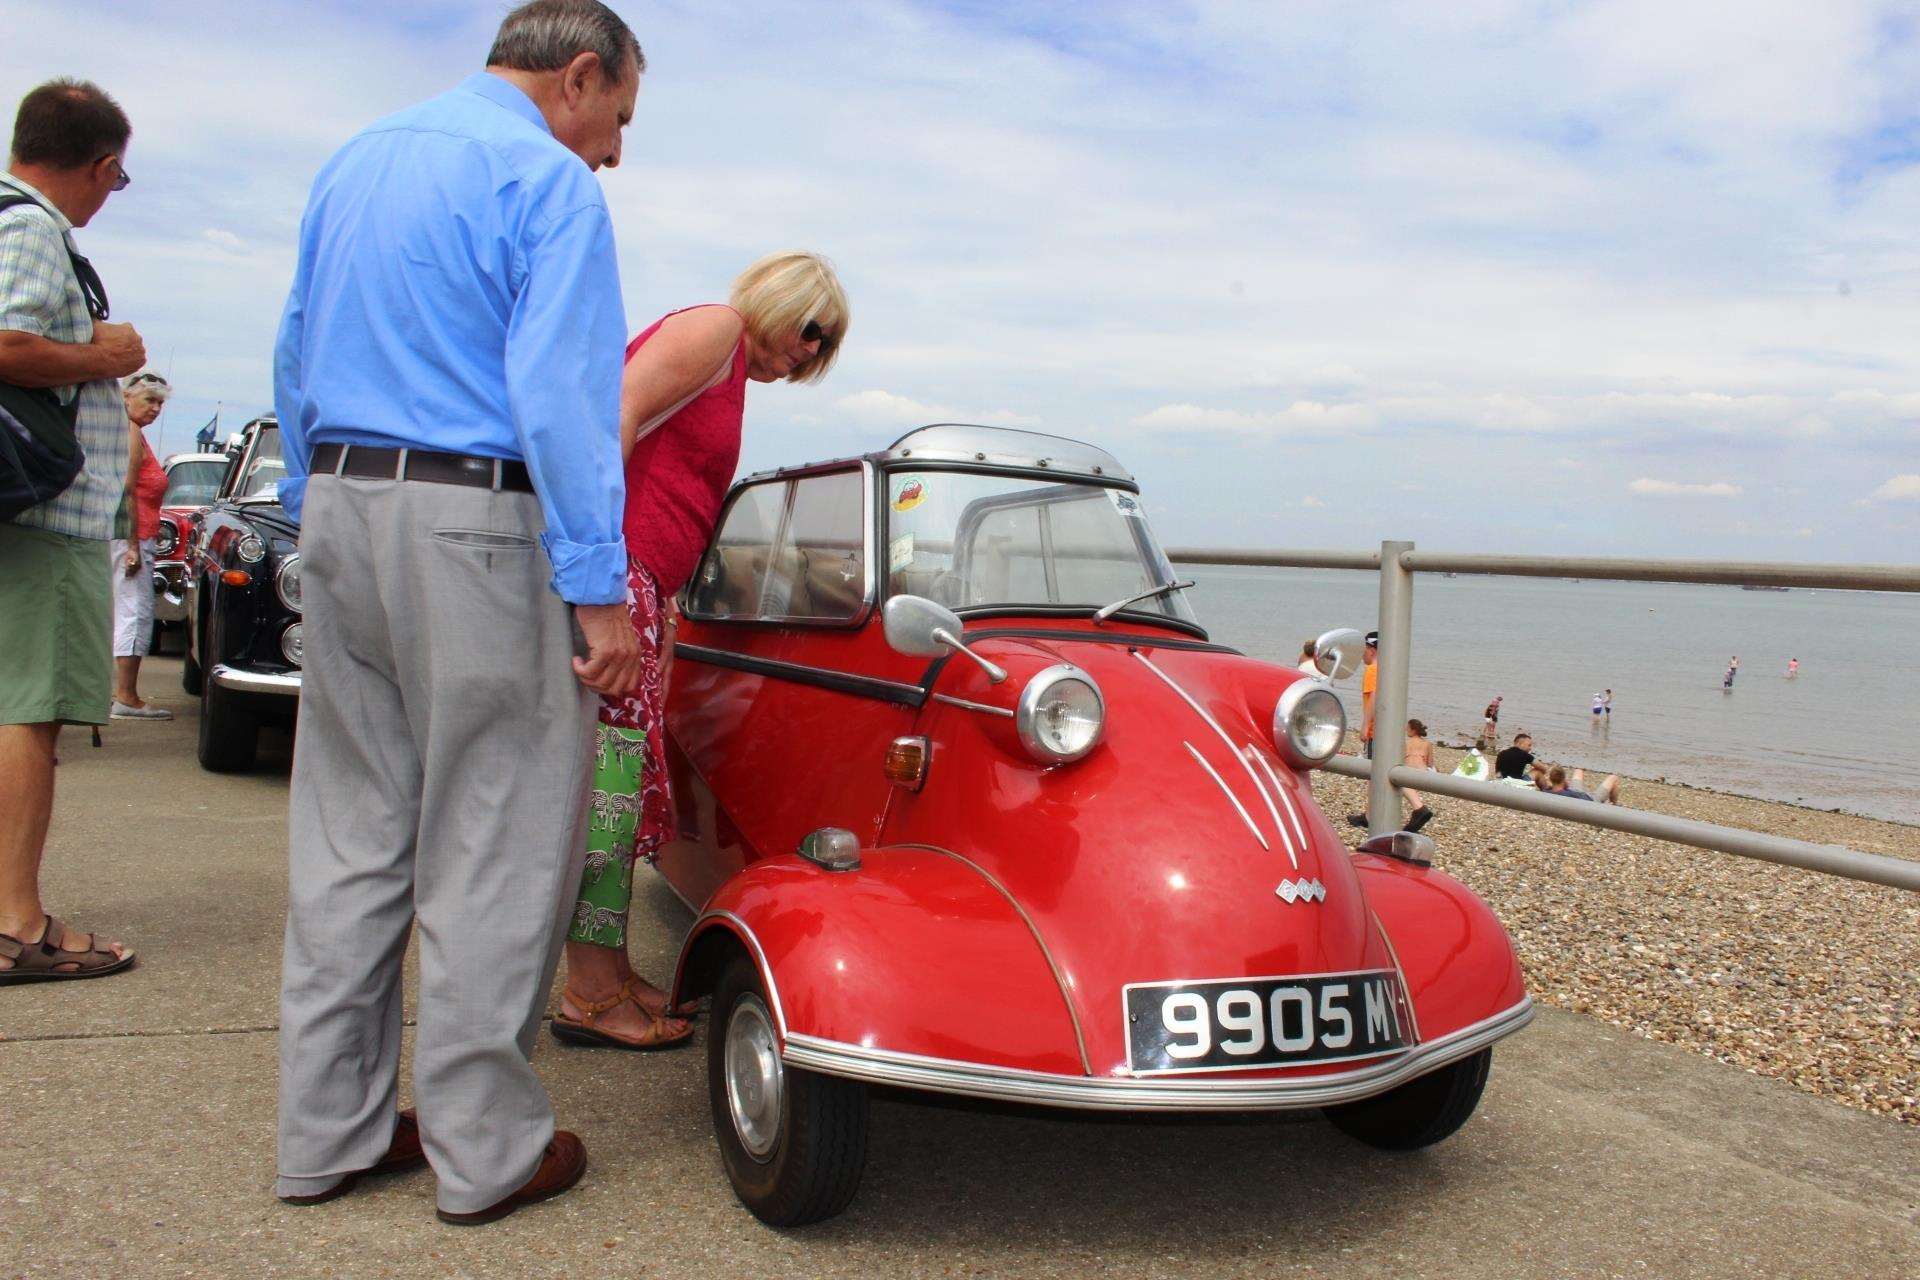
[7,0,1920,559]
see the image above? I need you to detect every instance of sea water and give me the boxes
[1187,565,1920,825]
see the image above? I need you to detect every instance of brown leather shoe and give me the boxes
[436,1131,587,1226]
[280,1109,428,1206]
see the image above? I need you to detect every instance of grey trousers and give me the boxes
[276,474,596,1214]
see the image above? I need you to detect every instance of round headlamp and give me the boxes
[236,532,266,564]
[153,522,178,556]
[281,622,304,667]
[276,553,302,612]
[1016,664,1105,764]
[1273,679,1346,769]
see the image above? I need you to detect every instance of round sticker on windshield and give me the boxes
[892,479,927,512]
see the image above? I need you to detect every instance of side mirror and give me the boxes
[1357,830,1435,866]
[883,595,1007,683]
[1313,627,1367,680]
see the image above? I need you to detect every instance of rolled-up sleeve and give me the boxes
[505,203,627,605]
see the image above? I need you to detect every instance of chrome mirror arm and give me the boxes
[932,626,1008,684]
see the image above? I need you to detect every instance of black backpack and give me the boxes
[0,190,110,521]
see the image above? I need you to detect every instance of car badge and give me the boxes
[1275,878,1326,904]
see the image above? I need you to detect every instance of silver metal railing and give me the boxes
[1165,542,1920,894]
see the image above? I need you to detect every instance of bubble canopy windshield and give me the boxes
[883,468,1195,625]
[884,424,1133,486]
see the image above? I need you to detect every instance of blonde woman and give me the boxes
[110,371,173,719]
[553,252,850,1050]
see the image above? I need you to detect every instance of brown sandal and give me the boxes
[549,977,693,1052]
[0,915,136,984]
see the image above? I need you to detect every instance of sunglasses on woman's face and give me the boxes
[800,319,836,349]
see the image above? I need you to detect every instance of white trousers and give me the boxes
[109,537,155,658]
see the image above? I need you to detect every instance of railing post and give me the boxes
[1368,539,1414,837]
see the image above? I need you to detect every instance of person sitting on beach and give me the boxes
[1539,764,1621,804]
[1494,732,1534,781]
[1296,638,1319,674]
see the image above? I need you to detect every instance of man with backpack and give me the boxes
[0,79,145,985]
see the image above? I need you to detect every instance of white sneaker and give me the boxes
[110,701,173,720]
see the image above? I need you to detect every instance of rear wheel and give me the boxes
[1324,1048,1491,1150]
[708,954,868,1226]
[197,662,259,773]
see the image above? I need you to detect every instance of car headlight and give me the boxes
[281,622,304,667]
[1273,679,1346,769]
[276,553,302,612]
[154,522,177,556]
[1016,664,1104,764]
[236,532,265,564]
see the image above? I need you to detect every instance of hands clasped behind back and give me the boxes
[572,601,643,696]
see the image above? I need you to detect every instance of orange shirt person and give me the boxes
[1360,630,1379,757]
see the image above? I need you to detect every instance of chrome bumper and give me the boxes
[151,563,188,623]
[211,664,301,696]
[781,996,1534,1112]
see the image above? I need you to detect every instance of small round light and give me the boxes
[276,554,302,612]
[1273,680,1347,769]
[281,622,304,667]
[1016,664,1105,763]
[153,522,177,556]
[236,533,265,563]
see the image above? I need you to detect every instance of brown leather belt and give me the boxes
[310,443,534,494]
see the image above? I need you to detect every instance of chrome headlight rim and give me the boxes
[1273,678,1346,770]
[153,522,178,556]
[280,621,304,667]
[1015,663,1105,764]
[236,532,266,564]
[275,553,302,613]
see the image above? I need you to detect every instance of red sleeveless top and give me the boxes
[621,305,747,594]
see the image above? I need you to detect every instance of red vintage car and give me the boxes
[151,450,229,643]
[659,425,1533,1225]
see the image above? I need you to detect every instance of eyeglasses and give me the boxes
[800,319,837,351]
[106,157,130,192]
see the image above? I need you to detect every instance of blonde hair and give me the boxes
[729,251,849,385]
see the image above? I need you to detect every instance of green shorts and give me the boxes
[0,522,112,726]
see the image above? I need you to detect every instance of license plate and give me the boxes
[1124,970,1415,1074]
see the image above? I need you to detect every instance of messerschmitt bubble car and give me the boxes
[657,425,1533,1225]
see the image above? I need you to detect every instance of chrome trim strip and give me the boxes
[1183,741,1268,851]
[682,909,789,1038]
[1240,744,1301,869]
[1371,910,1423,1045]
[1249,745,1312,852]
[1136,653,1291,865]
[781,996,1534,1112]
[676,644,925,707]
[886,843,1092,1076]
[932,692,1015,718]
[210,664,300,695]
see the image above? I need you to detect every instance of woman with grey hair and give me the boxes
[109,370,171,719]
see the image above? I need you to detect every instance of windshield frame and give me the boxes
[878,461,1207,641]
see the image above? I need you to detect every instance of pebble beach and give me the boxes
[1313,744,1920,1126]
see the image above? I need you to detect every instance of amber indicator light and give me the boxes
[884,736,929,791]
[220,569,251,587]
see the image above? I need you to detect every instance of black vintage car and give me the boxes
[182,415,301,772]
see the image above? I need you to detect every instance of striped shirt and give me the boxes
[0,173,126,539]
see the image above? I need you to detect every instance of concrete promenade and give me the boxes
[2,656,1915,1279]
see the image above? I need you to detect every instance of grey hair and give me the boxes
[486,0,644,84]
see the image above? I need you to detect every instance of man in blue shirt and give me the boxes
[272,0,645,1226]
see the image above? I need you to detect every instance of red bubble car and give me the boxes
[659,425,1533,1225]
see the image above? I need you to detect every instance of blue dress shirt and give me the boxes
[273,73,627,604]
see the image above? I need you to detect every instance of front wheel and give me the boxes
[197,664,259,773]
[1324,1048,1491,1151]
[708,955,868,1226]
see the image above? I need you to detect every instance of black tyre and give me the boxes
[1324,1048,1491,1151]
[197,665,259,773]
[708,954,868,1226]
[181,636,203,695]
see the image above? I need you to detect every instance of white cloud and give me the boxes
[1870,474,1920,502]
[832,389,1038,429]
[1628,478,1744,497]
